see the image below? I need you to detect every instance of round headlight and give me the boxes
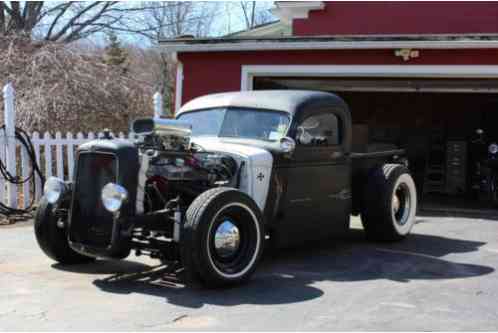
[489,143,498,155]
[101,183,128,213]
[43,177,66,204]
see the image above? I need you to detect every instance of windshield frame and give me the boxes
[176,107,292,142]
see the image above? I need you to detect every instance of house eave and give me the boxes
[161,35,498,53]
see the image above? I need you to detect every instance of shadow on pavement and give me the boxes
[419,194,498,221]
[89,229,493,308]
[52,260,152,275]
[418,210,498,221]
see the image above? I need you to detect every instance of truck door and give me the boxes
[277,108,352,244]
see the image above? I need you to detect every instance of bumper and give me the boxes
[69,210,174,259]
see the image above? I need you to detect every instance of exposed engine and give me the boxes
[132,118,239,212]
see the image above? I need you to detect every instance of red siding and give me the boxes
[294,2,498,36]
[180,52,241,106]
[178,49,498,105]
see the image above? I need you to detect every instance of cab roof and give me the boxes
[177,90,348,116]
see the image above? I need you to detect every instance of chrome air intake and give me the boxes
[132,118,192,138]
[132,118,192,150]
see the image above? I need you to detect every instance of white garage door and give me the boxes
[254,77,498,93]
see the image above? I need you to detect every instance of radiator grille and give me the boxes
[70,152,117,248]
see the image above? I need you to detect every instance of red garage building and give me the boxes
[163,1,498,209]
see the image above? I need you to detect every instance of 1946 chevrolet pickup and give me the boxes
[35,90,417,287]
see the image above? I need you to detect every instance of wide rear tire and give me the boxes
[361,164,417,241]
[181,187,264,288]
[34,196,95,264]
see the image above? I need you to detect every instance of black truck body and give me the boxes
[35,90,417,287]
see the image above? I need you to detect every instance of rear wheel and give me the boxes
[490,174,498,207]
[361,164,417,241]
[181,187,264,287]
[34,196,95,264]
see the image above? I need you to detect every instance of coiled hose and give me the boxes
[0,125,45,215]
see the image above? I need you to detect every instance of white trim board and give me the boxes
[240,65,498,91]
[162,39,498,53]
[271,1,325,23]
[175,62,183,113]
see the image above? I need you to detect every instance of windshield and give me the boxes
[177,108,290,142]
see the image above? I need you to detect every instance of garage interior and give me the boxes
[254,77,498,211]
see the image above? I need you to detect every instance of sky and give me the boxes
[74,1,277,48]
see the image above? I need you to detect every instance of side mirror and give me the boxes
[280,137,296,157]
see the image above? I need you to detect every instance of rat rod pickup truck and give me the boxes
[35,90,417,287]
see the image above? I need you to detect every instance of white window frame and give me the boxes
[240,65,498,91]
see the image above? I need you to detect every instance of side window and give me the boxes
[296,113,340,146]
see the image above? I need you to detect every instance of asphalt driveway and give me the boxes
[1,215,498,331]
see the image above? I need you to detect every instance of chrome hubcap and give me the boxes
[392,194,400,214]
[214,220,241,258]
[393,183,411,226]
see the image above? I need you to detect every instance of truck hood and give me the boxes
[191,137,273,168]
[191,137,273,210]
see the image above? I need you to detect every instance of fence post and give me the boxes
[153,92,163,119]
[3,83,17,209]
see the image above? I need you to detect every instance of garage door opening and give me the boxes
[254,76,498,212]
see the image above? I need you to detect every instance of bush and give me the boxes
[0,37,156,134]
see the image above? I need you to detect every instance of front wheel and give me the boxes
[361,164,417,241]
[181,187,265,288]
[34,196,95,264]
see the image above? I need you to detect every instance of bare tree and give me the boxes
[1,2,116,42]
[0,2,43,36]
[0,1,222,122]
[134,2,219,115]
[0,1,220,43]
[0,36,154,133]
[139,1,219,41]
[240,1,256,30]
[239,1,274,30]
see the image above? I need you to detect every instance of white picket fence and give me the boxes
[1,83,165,210]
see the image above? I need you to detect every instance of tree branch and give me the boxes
[24,2,44,32]
[45,2,73,40]
[60,2,117,43]
[47,1,109,41]
[0,2,5,35]
[1,1,221,43]
[240,1,251,29]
